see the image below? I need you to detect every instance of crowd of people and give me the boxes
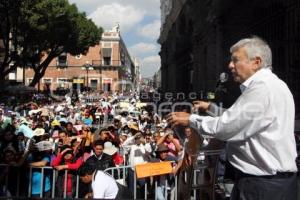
[0,90,192,199]
[1,36,299,200]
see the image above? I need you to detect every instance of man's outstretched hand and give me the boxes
[166,112,191,128]
[192,101,210,113]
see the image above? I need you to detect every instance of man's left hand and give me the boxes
[166,112,190,127]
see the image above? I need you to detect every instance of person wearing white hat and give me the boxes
[32,128,45,137]
[103,142,123,166]
[35,141,53,152]
[103,141,118,156]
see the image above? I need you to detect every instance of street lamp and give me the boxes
[81,62,94,88]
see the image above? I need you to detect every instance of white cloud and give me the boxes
[69,0,160,16]
[88,3,145,32]
[138,20,161,40]
[140,55,161,77]
[129,43,158,58]
[70,0,161,78]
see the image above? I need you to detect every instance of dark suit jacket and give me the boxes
[85,153,115,171]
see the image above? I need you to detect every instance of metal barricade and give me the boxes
[0,164,81,199]
[191,149,223,200]
[1,149,222,200]
[27,166,81,198]
[0,164,10,197]
[0,164,24,197]
[104,164,178,200]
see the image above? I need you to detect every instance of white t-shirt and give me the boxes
[92,171,119,199]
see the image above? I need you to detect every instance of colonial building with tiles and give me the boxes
[24,25,139,92]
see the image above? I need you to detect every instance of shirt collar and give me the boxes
[96,153,103,160]
[240,68,271,93]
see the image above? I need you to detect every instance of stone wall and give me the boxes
[159,0,300,112]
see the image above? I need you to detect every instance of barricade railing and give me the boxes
[192,149,223,200]
[104,164,176,200]
[0,164,81,199]
[0,149,222,199]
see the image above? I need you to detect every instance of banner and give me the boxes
[135,161,173,178]
[73,79,84,84]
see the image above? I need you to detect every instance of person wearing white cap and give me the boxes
[103,142,123,166]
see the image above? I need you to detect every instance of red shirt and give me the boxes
[51,153,83,194]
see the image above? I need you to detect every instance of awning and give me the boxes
[73,79,84,84]
[102,48,112,57]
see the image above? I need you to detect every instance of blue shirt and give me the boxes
[82,117,93,125]
[31,156,51,195]
[18,124,33,138]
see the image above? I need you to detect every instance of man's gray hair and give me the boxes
[230,36,272,69]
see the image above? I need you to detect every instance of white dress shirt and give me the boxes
[189,68,298,175]
[128,143,151,170]
[92,171,119,199]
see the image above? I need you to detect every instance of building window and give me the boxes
[103,42,111,47]
[103,57,111,65]
[102,78,112,92]
[121,52,125,65]
[8,71,16,80]
[57,53,68,67]
[90,79,98,90]
[57,78,68,87]
[102,48,112,66]
[26,78,33,85]
[42,78,52,83]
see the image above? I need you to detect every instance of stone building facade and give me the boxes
[159,0,300,112]
[0,38,4,64]
[25,26,137,92]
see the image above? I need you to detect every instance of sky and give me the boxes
[69,0,161,78]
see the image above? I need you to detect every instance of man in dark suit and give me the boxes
[85,139,115,170]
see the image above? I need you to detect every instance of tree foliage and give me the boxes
[0,0,102,86]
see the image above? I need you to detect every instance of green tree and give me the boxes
[0,0,23,82]
[0,0,102,86]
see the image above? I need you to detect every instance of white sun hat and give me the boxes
[103,141,118,156]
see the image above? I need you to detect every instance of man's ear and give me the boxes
[253,56,262,71]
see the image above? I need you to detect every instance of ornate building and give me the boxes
[0,38,4,64]
[25,25,137,92]
[159,0,300,112]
